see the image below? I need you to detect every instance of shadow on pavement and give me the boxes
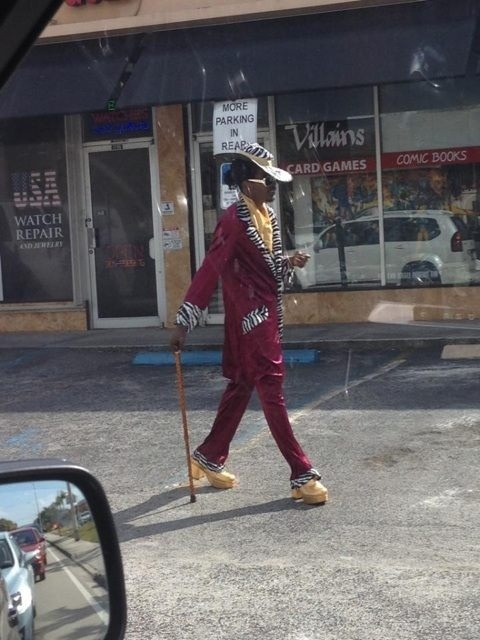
[113,484,320,543]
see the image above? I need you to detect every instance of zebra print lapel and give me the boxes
[236,196,286,337]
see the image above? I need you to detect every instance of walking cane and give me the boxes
[174,350,196,503]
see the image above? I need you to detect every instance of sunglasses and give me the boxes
[247,176,277,187]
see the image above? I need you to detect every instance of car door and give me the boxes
[0,574,20,640]
[343,220,381,284]
[314,225,341,284]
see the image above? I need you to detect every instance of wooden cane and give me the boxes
[174,350,196,503]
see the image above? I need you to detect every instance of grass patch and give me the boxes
[58,522,99,543]
[79,522,99,543]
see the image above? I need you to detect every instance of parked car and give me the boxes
[0,533,35,640]
[0,573,21,640]
[10,528,47,582]
[309,210,477,287]
[78,511,92,525]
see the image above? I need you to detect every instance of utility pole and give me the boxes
[66,482,79,542]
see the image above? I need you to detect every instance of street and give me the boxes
[1,345,479,639]
[35,547,108,640]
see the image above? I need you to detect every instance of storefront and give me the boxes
[1,0,480,330]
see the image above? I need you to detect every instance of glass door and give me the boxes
[84,142,163,328]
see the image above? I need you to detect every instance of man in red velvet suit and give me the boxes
[170,143,328,505]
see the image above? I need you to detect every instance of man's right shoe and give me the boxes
[190,457,236,489]
[291,479,328,504]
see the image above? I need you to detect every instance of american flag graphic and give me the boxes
[11,172,29,209]
[11,170,61,209]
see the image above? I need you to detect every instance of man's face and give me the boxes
[243,167,277,204]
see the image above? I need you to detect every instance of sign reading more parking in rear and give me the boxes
[213,100,257,155]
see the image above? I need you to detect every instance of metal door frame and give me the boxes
[83,138,166,328]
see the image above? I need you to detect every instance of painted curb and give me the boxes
[132,349,320,366]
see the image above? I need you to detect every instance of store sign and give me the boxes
[11,170,65,248]
[104,243,145,269]
[382,146,480,169]
[0,116,73,302]
[277,118,376,177]
[83,108,152,141]
[285,157,376,176]
[282,144,480,176]
[213,99,257,155]
[285,121,367,153]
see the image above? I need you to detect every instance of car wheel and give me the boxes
[401,261,441,286]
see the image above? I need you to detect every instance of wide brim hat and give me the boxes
[230,142,292,182]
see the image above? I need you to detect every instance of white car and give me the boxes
[78,511,92,525]
[295,210,477,287]
[0,533,35,640]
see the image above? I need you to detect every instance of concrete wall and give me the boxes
[283,287,480,324]
[0,303,87,332]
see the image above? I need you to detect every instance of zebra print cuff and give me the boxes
[175,302,203,332]
[242,305,269,334]
[192,450,225,472]
[290,468,321,489]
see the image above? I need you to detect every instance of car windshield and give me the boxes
[1,1,480,639]
[11,530,36,545]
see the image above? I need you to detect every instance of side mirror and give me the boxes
[0,459,126,640]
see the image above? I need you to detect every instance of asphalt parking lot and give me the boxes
[1,340,480,639]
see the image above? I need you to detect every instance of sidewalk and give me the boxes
[1,320,480,351]
[46,532,106,587]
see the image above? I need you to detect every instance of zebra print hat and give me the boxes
[234,142,292,183]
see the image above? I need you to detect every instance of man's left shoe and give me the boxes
[291,479,328,504]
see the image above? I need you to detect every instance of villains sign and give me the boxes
[277,117,376,175]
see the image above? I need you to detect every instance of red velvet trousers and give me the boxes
[196,372,314,481]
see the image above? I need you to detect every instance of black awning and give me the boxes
[0,34,144,118]
[0,0,479,119]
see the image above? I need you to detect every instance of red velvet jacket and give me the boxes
[176,196,293,381]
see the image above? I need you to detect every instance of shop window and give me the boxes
[276,86,380,290]
[277,80,480,292]
[380,79,480,288]
[0,116,72,303]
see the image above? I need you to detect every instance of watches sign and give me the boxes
[83,107,152,141]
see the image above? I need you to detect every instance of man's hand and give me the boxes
[289,251,311,268]
[170,325,188,352]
